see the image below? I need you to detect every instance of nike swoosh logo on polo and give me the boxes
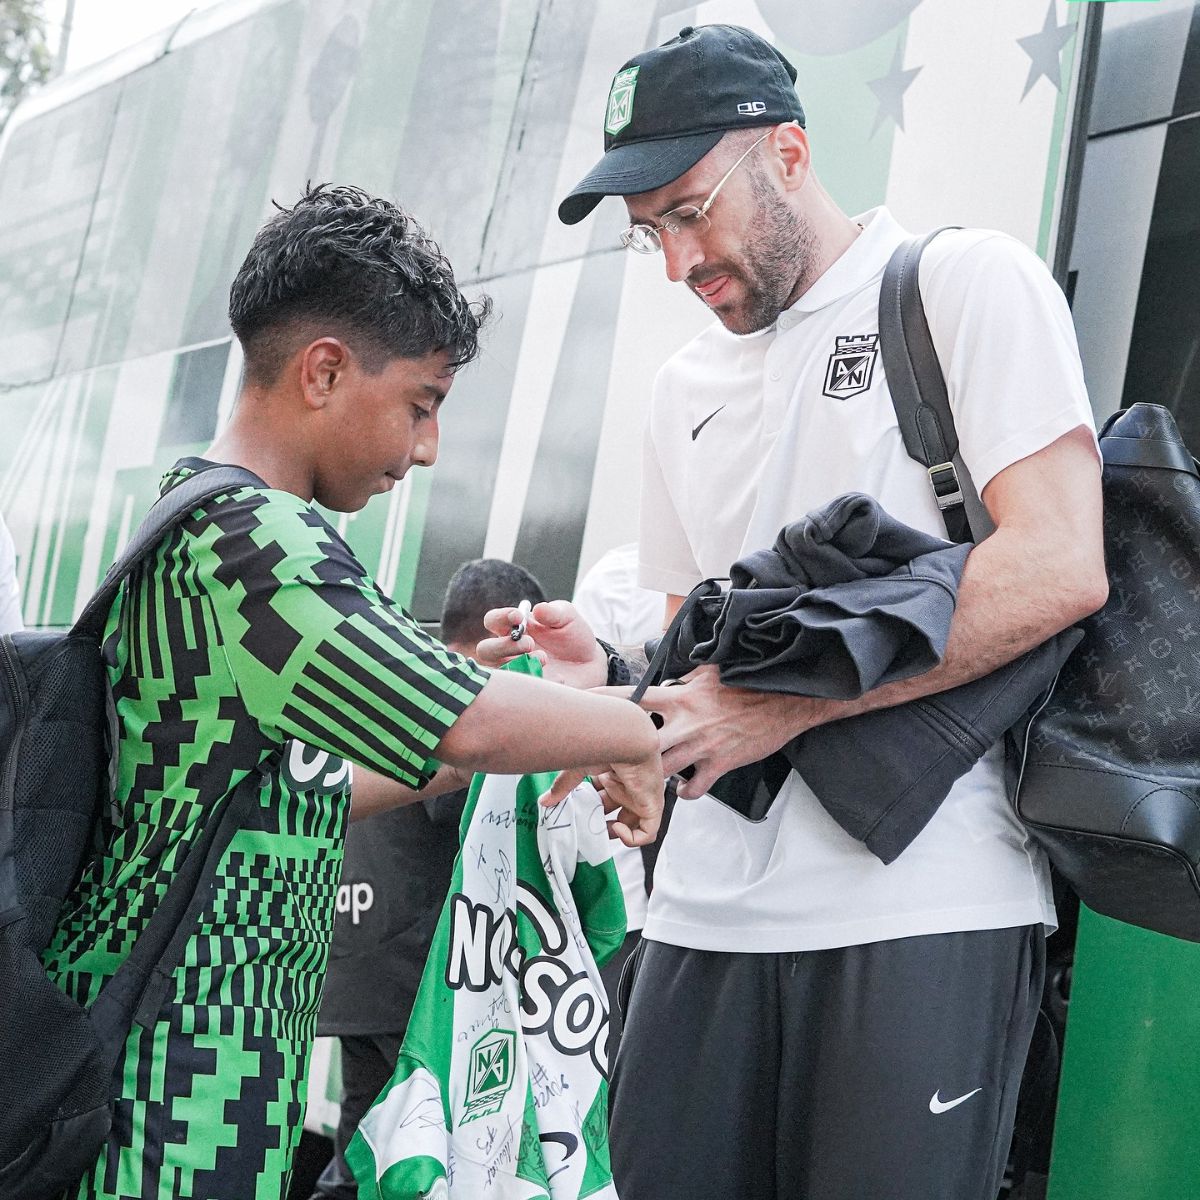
[691,405,726,441]
[929,1088,982,1115]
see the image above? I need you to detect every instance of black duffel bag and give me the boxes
[882,230,1200,942]
[1012,403,1200,940]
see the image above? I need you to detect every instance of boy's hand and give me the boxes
[476,600,608,689]
[539,746,665,848]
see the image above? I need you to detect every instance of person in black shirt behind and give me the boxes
[309,559,548,1200]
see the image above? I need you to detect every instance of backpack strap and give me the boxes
[72,464,264,640]
[87,762,271,1061]
[878,228,991,545]
[72,462,268,1060]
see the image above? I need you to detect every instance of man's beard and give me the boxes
[705,180,818,335]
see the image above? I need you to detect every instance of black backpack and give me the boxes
[0,465,265,1199]
[880,229,1200,943]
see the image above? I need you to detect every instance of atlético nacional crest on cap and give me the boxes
[823,334,880,400]
[605,66,640,136]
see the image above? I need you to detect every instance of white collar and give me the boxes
[781,206,909,320]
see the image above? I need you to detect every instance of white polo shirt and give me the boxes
[638,207,1095,953]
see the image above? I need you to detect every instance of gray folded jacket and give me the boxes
[674,492,973,699]
[638,492,1081,863]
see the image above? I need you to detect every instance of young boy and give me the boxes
[44,185,661,1200]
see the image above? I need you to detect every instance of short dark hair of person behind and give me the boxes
[228,183,492,385]
[441,558,547,649]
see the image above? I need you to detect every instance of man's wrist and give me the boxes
[596,638,634,686]
[779,690,850,738]
[719,683,828,748]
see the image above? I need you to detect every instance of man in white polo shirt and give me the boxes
[497,23,1107,1200]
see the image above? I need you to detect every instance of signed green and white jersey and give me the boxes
[349,656,626,1200]
[44,459,487,1200]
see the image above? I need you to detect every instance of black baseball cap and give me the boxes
[558,24,805,226]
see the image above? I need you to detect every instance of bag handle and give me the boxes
[878,228,985,545]
[72,465,264,640]
[629,580,724,705]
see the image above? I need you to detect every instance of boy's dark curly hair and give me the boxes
[229,183,491,384]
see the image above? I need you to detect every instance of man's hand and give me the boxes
[539,753,664,848]
[476,600,607,689]
[635,665,820,799]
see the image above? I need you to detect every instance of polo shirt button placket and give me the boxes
[763,355,786,441]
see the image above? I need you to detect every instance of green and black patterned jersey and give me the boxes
[44,459,487,1200]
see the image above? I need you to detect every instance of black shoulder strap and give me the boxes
[87,763,271,1060]
[70,462,269,1057]
[878,227,981,545]
[629,580,723,704]
[72,464,264,640]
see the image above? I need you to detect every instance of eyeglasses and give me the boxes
[620,132,771,255]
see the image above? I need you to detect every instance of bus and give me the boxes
[4,3,1195,1198]
[0,0,1086,627]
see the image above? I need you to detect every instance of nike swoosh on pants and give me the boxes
[928,1088,982,1114]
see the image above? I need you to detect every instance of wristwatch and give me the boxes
[596,638,633,687]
